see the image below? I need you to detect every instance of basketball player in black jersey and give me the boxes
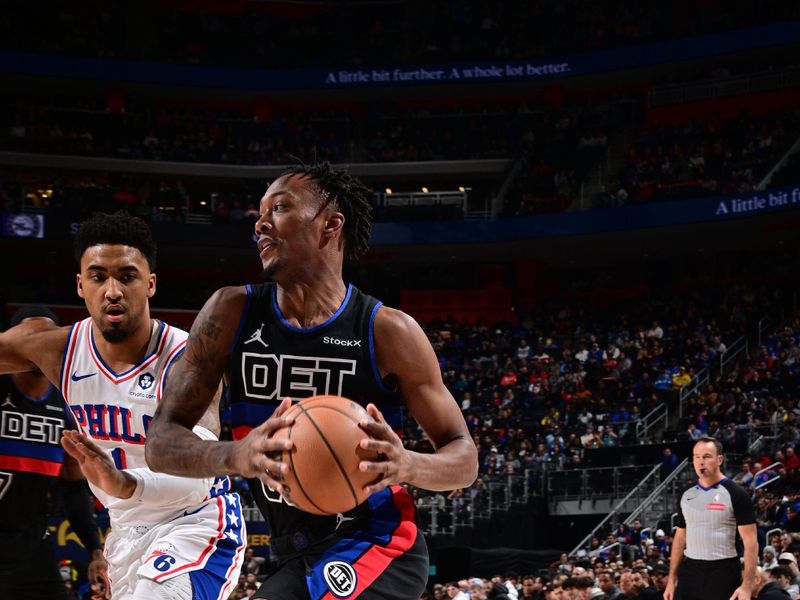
[0,306,105,600]
[147,162,479,599]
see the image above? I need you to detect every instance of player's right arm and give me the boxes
[664,526,686,600]
[0,320,68,381]
[145,287,293,490]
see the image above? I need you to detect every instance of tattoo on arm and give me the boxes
[146,289,243,476]
[196,318,222,342]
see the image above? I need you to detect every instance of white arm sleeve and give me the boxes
[126,425,219,507]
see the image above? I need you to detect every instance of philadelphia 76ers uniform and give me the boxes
[60,318,245,600]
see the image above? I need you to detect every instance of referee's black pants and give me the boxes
[675,556,742,600]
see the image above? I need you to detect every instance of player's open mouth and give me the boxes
[106,306,126,322]
[259,240,276,258]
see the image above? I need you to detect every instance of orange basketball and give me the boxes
[271,395,381,515]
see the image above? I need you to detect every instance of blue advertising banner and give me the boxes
[4,183,800,249]
[370,184,800,246]
[0,21,798,90]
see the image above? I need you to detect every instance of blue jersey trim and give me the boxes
[160,347,185,396]
[22,384,56,403]
[368,301,392,395]
[57,322,78,393]
[272,283,353,333]
[0,440,66,463]
[697,476,728,491]
[90,320,165,378]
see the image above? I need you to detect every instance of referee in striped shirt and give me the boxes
[665,436,758,600]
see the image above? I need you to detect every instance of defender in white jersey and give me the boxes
[0,212,244,600]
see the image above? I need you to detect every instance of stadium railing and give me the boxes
[719,335,748,374]
[678,368,708,419]
[568,463,661,558]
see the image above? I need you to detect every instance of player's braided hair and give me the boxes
[281,161,373,260]
[74,211,157,270]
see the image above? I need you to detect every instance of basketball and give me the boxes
[271,395,381,515]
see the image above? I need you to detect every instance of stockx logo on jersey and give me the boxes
[138,373,155,390]
[323,561,357,597]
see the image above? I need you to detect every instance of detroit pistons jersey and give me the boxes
[0,378,71,532]
[59,318,188,524]
[228,283,401,541]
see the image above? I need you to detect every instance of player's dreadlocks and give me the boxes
[74,210,157,270]
[281,161,373,260]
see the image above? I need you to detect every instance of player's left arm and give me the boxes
[62,430,216,506]
[359,306,478,493]
[731,522,757,600]
[728,477,759,600]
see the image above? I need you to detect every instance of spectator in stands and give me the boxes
[660,447,679,476]
[764,546,780,570]
[241,548,266,580]
[487,582,511,600]
[733,460,756,487]
[671,366,692,388]
[557,553,574,575]
[782,425,800,448]
[762,566,794,600]
[242,572,261,590]
[598,570,622,600]
[686,422,703,441]
[618,571,635,599]
[783,447,800,472]
[781,533,799,554]
[469,580,487,600]
[753,463,780,490]
[651,563,669,597]
[777,552,800,599]
[653,529,670,557]
[752,567,780,600]
[787,506,800,533]
[647,321,664,339]
[447,581,470,600]
[631,569,660,600]
[581,424,602,449]
[571,576,596,599]
[654,370,673,390]
[521,575,547,600]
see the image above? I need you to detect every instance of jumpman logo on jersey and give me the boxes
[335,512,355,530]
[244,323,269,348]
[1,394,14,407]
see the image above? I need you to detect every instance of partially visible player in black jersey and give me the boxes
[147,162,479,599]
[0,306,105,600]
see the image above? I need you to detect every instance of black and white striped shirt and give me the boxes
[675,477,756,560]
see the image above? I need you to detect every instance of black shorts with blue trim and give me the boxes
[255,486,429,600]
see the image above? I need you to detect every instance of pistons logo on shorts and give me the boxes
[323,560,357,597]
